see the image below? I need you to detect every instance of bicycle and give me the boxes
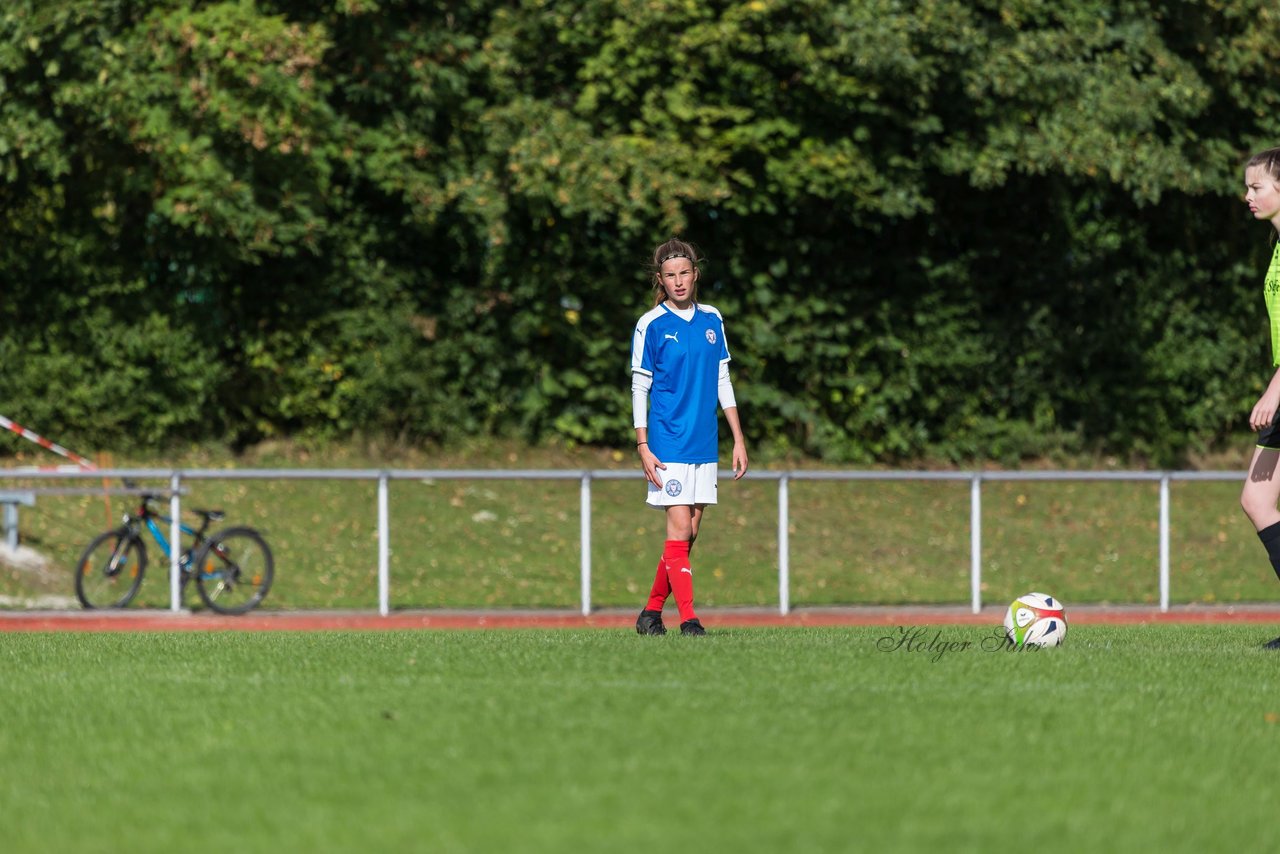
[74,488,274,615]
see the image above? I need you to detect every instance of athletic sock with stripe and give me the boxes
[645,557,670,612]
[663,539,697,623]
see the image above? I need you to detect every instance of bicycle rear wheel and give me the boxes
[193,527,274,615]
[75,529,146,609]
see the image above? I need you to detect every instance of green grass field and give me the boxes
[4,625,1279,852]
[0,441,1270,611]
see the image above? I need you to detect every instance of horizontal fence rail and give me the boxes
[0,468,1244,616]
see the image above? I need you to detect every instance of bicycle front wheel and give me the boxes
[75,529,147,609]
[193,527,274,615]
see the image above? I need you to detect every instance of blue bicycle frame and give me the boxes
[142,513,199,566]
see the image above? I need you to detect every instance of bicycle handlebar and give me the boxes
[121,479,170,503]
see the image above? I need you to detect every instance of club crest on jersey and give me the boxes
[664,479,683,497]
[705,329,717,345]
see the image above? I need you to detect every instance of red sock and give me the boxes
[645,556,670,612]
[662,539,697,622]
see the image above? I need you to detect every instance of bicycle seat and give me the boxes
[193,508,225,522]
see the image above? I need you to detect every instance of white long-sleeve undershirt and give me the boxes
[632,363,737,429]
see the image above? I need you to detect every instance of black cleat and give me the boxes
[1264,636,1280,650]
[679,618,706,636]
[636,609,667,635]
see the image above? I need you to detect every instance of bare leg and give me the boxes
[1241,447,1280,531]
[666,505,695,541]
[688,504,705,552]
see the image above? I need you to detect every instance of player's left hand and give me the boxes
[732,441,748,480]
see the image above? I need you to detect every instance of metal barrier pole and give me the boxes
[4,502,17,549]
[970,473,982,615]
[1159,473,1170,613]
[581,473,592,616]
[778,474,790,616]
[170,472,182,613]
[378,473,390,617]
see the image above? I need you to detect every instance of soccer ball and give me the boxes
[1003,592,1067,648]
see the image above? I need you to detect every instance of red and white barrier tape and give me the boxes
[0,415,97,470]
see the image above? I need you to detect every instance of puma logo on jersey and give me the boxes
[680,567,692,575]
[664,332,679,343]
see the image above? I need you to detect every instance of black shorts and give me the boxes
[1260,420,1280,450]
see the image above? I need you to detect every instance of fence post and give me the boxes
[581,473,592,616]
[778,474,790,616]
[970,473,982,615]
[378,473,390,617]
[1159,473,1170,613]
[4,502,17,549]
[170,472,182,613]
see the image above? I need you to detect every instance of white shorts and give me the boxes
[646,461,718,508]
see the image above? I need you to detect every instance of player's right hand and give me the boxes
[1252,390,1280,432]
[638,446,666,489]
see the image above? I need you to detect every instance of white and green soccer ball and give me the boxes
[1003,592,1067,648]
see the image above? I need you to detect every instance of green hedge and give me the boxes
[2,0,1277,464]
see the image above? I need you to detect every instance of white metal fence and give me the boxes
[0,467,1244,616]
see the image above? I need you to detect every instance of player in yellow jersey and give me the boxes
[1240,147,1280,646]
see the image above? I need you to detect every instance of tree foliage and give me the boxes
[2,0,1279,464]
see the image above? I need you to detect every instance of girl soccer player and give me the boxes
[1240,148,1280,645]
[630,238,748,636]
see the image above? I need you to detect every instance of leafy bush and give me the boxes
[1,0,1277,463]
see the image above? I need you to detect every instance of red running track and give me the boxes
[2,605,1280,632]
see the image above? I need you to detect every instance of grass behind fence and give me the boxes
[0,443,1272,610]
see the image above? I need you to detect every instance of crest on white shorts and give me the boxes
[705,329,717,345]
[664,479,683,497]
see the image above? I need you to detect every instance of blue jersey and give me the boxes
[631,303,731,464]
